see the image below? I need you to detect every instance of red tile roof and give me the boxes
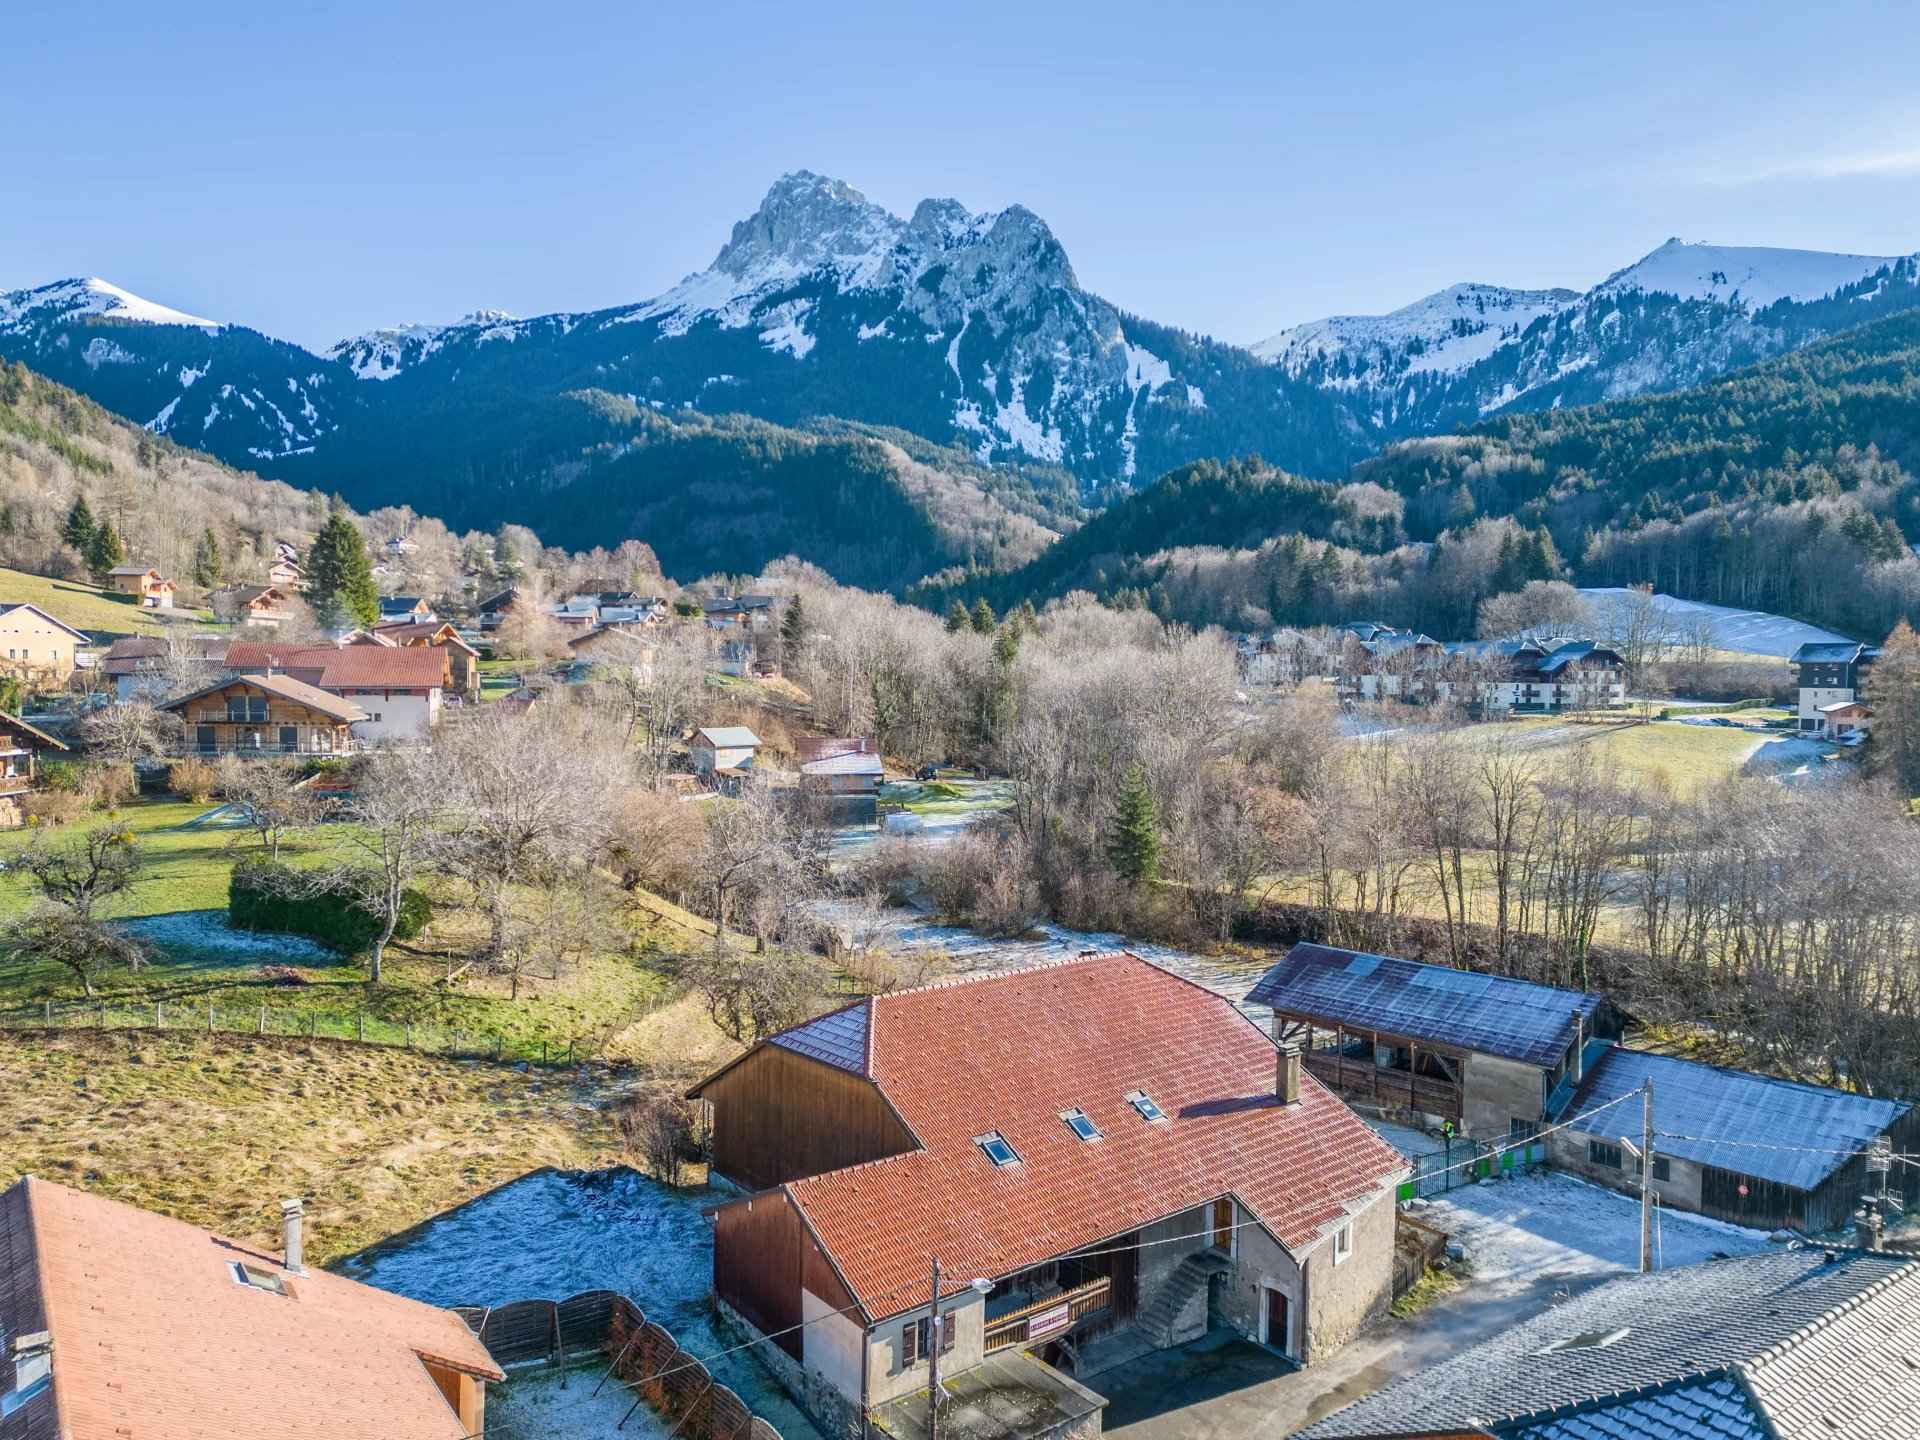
[776,953,1409,1321]
[224,642,448,690]
[0,1176,500,1440]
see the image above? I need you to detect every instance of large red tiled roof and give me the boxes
[224,642,447,690]
[781,953,1409,1320]
[0,1177,499,1440]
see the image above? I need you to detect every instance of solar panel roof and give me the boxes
[1248,943,1602,1066]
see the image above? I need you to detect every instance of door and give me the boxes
[279,726,298,753]
[1211,1198,1233,1251]
[1263,1286,1290,1354]
[195,725,215,754]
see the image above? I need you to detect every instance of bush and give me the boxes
[37,759,82,794]
[228,858,432,953]
[21,791,89,827]
[168,758,219,803]
[79,762,136,810]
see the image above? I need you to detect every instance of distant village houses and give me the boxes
[0,602,89,687]
[1792,640,1878,736]
[105,564,175,608]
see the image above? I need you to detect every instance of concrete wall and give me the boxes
[1548,1129,1704,1211]
[1299,1187,1395,1361]
[346,689,437,743]
[1463,1053,1549,1138]
[801,1287,868,1411]
[865,1288,986,1407]
[1220,1220,1302,1355]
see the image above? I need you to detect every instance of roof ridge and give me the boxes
[1738,1253,1920,1373]
[1598,1043,1910,1106]
[870,948,1128,1006]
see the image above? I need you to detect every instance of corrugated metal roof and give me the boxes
[800,752,885,777]
[694,726,760,748]
[769,1000,870,1074]
[1496,1375,1769,1440]
[1565,1047,1909,1191]
[1248,944,1602,1065]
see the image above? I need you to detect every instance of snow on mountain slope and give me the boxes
[1594,238,1903,308]
[0,276,219,331]
[1253,283,1578,381]
[327,309,521,380]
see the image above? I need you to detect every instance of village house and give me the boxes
[378,595,436,625]
[269,539,305,591]
[0,1176,502,1440]
[371,620,483,700]
[0,603,88,688]
[226,641,448,744]
[99,634,227,701]
[474,587,520,633]
[690,725,760,776]
[0,711,68,825]
[567,624,657,677]
[689,955,1408,1440]
[798,737,885,818]
[1792,640,1878,733]
[210,582,294,628]
[162,673,367,756]
[105,565,175,608]
[1248,944,1617,1140]
[1553,1046,1916,1234]
[1301,1245,1920,1439]
[1337,636,1627,715]
[1817,698,1871,740]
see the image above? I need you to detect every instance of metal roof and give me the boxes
[769,1000,870,1074]
[1494,1375,1768,1440]
[1248,944,1603,1065]
[1790,641,1873,664]
[1565,1047,1909,1191]
[693,726,760,748]
[1301,1247,1920,1438]
[800,752,885,777]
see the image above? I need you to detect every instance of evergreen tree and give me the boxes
[191,526,223,590]
[0,503,15,537]
[306,510,379,628]
[1105,764,1161,886]
[944,599,971,633]
[61,495,96,554]
[970,597,996,634]
[494,525,520,580]
[1016,600,1039,635]
[1868,620,1920,797]
[86,522,125,582]
[780,593,810,663]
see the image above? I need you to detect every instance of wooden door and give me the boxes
[1211,1198,1233,1250]
[1264,1287,1290,1353]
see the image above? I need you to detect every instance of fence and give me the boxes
[453,1290,783,1440]
[0,996,598,1067]
[1391,1213,1451,1300]
[1395,1137,1546,1202]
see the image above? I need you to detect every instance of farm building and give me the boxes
[688,953,1408,1440]
[797,737,884,818]
[0,1176,503,1440]
[1301,1244,1920,1438]
[1248,944,1617,1139]
[1553,1046,1916,1234]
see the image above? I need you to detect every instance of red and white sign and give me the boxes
[1027,1303,1072,1342]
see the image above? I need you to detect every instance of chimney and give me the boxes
[1855,1205,1884,1252]
[281,1197,306,1274]
[1277,1041,1302,1106]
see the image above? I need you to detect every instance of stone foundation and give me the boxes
[714,1297,867,1440]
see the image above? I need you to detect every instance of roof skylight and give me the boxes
[975,1131,1021,1167]
[1126,1090,1168,1124]
[1061,1108,1102,1141]
[229,1260,289,1295]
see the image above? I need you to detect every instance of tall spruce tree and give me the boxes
[944,599,970,633]
[61,495,96,554]
[970,597,996,634]
[191,526,223,590]
[86,522,125,583]
[306,510,379,628]
[780,593,809,664]
[1105,764,1161,886]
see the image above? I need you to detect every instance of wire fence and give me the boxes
[0,995,600,1066]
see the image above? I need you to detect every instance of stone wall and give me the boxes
[716,1297,865,1440]
[1299,1187,1396,1361]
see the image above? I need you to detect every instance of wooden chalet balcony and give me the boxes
[1303,1050,1462,1120]
[982,1276,1112,1355]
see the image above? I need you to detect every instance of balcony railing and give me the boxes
[982,1276,1112,1355]
[184,741,348,757]
[1303,1051,1463,1119]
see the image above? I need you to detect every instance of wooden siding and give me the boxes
[712,1191,857,1361]
[701,1044,915,1192]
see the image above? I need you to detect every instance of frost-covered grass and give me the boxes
[120,909,335,962]
[1577,589,1851,658]
[488,1363,670,1440]
[0,1030,613,1264]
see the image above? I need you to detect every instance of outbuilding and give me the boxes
[690,725,760,775]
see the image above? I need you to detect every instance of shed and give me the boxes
[690,725,760,776]
[1248,943,1614,1137]
[1552,1046,1917,1233]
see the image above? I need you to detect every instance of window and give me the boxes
[1,1345,50,1418]
[1536,1327,1631,1356]
[1061,1108,1102,1142]
[1588,1140,1623,1170]
[1332,1224,1353,1265]
[901,1313,956,1366]
[1635,1156,1672,1183]
[975,1131,1021,1167]
[229,1260,288,1295]
[1510,1119,1541,1141]
[1126,1090,1168,1124]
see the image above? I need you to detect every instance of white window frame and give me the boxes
[1331,1222,1353,1265]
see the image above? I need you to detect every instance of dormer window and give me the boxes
[975,1131,1021,1167]
[1061,1108,1102,1142]
[229,1260,289,1295]
[1126,1090,1168,1124]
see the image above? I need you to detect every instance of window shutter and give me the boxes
[940,1312,956,1353]
[902,1321,919,1365]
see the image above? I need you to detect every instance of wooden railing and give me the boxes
[982,1276,1112,1355]
[1303,1052,1463,1119]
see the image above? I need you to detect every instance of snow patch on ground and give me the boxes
[1579,588,1850,657]
[145,396,180,433]
[488,1365,669,1440]
[119,910,334,961]
[1596,239,1908,308]
[1414,1171,1770,1291]
[757,299,816,359]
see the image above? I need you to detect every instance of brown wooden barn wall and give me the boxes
[702,1044,915,1192]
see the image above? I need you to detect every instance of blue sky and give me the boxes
[7,2,1918,350]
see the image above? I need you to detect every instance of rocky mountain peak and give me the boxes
[712,171,903,280]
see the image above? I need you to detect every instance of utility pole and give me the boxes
[927,1256,942,1440]
[1640,1077,1655,1274]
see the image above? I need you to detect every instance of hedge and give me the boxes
[227,858,432,953]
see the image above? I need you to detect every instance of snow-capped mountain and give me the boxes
[1254,239,1920,432]
[0,276,221,332]
[327,309,522,381]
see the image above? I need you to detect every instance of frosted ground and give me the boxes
[1579,589,1850,658]
[339,1168,823,1440]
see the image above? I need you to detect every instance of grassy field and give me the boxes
[0,1029,619,1263]
[1449,716,1780,797]
[0,564,213,639]
[0,797,701,1059]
